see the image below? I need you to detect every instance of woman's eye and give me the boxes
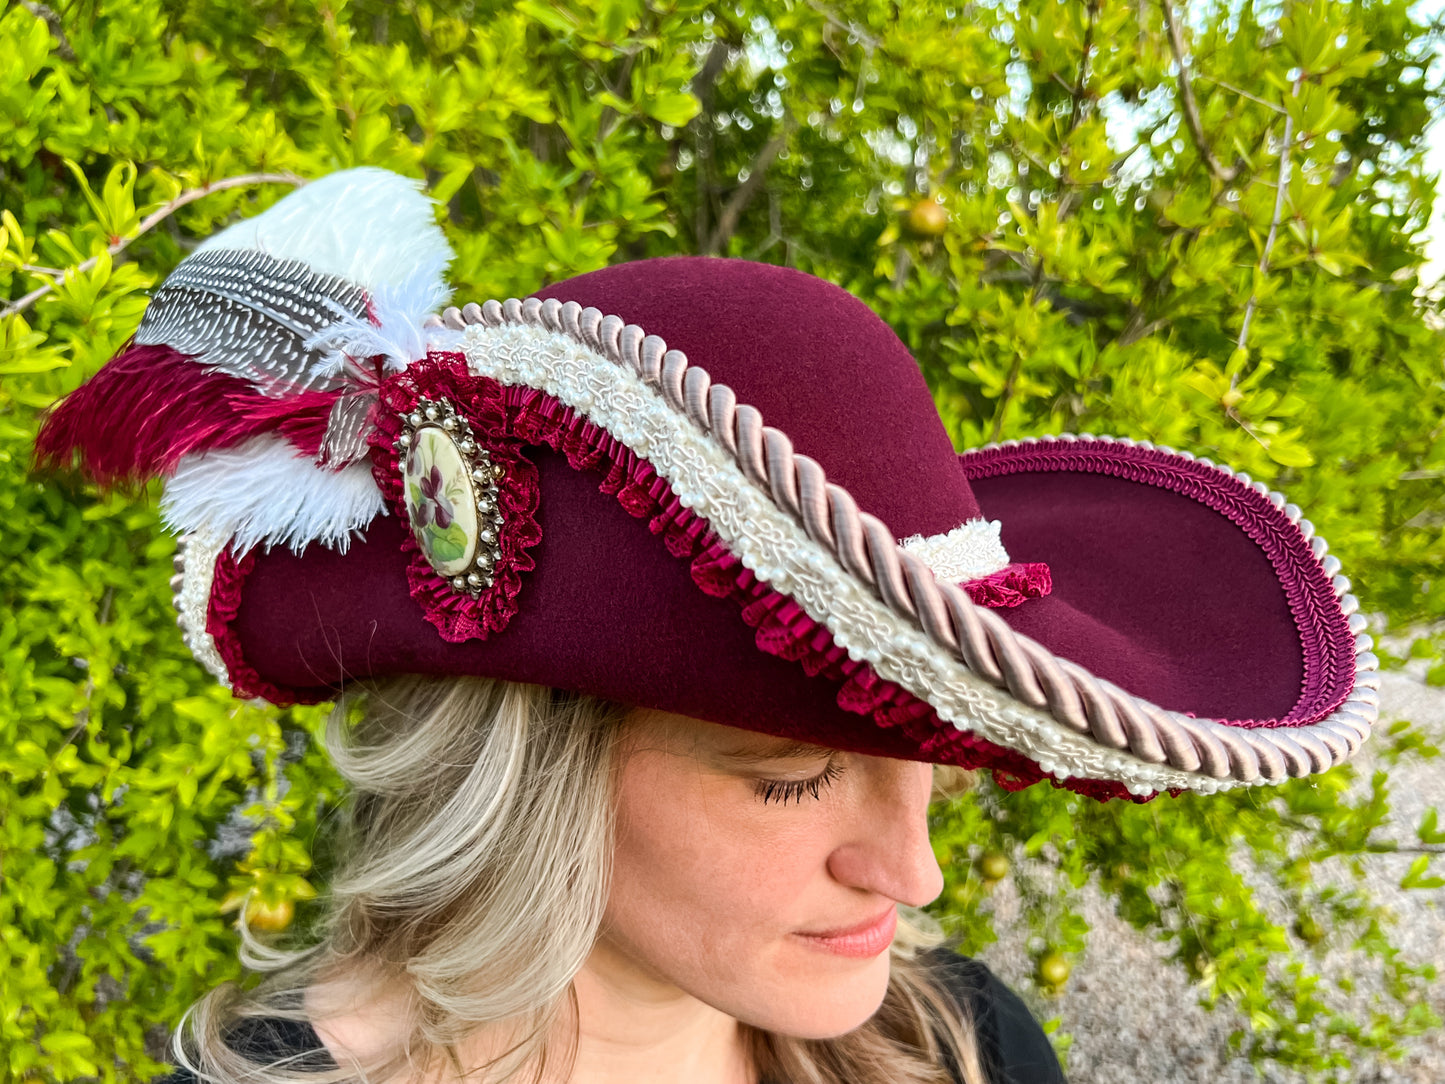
[753,759,844,805]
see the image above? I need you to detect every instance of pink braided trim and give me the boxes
[959,439,1356,728]
[488,388,1141,802]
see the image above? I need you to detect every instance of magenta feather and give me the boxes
[35,341,339,487]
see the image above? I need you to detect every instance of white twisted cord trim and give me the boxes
[900,520,1010,582]
[434,298,1377,793]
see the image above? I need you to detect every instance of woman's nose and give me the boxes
[826,759,944,908]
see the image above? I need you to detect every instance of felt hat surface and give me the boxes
[37,168,1377,801]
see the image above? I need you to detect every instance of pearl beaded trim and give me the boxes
[172,525,232,689]
[434,296,1376,796]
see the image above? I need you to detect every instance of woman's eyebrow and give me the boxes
[711,738,834,764]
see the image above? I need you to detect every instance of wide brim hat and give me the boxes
[37,168,1377,801]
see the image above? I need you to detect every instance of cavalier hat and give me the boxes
[37,168,1378,801]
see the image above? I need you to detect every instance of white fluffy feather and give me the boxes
[162,436,387,555]
[307,268,463,376]
[194,167,452,293]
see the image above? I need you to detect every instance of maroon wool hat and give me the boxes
[36,168,1377,801]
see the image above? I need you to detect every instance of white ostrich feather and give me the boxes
[194,167,453,294]
[307,261,463,377]
[161,436,387,555]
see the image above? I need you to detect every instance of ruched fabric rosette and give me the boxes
[37,168,1375,801]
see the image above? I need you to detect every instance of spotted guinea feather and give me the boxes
[135,248,369,395]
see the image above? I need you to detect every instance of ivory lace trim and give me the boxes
[900,520,1010,582]
[457,320,1233,796]
[173,526,231,688]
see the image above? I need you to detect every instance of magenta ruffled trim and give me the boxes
[208,378,1141,801]
[963,562,1052,608]
[484,387,1138,802]
[959,440,1356,729]
[207,546,301,707]
[370,353,543,643]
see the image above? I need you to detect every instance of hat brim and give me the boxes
[195,297,1374,801]
[965,440,1359,728]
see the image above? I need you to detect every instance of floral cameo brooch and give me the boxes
[372,353,542,643]
[398,397,505,595]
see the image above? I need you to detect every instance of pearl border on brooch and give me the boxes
[395,396,506,598]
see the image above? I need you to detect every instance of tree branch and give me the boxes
[1,171,306,320]
[805,0,883,51]
[1051,0,1099,224]
[990,5,1102,440]
[689,39,732,253]
[22,2,74,61]
[989,350,1025,443]
[596,49,640,143]
[745,190,784,260]
[1117,314,1173,347]
[1161,0,1238,184]
[690,38,731,113]
[1194,73,1288,115]
[1068,1,1098,135]
[1235,89,1296,365]
[704,123,792,257]
[52,588,112,764]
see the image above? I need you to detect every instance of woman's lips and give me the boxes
[792,907,898,958]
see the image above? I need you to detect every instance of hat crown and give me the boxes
[533,257,981,540]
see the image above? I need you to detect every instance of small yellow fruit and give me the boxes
[1037,952,1071,988]
[1294,914,1325,945]
[245,897,295,933]
[978,851,1010,882]
[905,199,948,238]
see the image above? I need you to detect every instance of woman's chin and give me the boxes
[743,949,894,1040]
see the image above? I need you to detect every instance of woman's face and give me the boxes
[593,710,944,1040]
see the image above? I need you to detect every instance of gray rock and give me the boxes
[979,670,1445,1083]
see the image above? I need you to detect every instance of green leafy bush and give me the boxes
[2,1,1441,1080]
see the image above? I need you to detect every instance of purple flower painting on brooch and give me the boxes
[416,466,456,530]
[403,429,479,577]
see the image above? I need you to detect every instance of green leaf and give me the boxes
[1400,854,1445,891]
[1264,436,1316,468]
[642,92,700,127]
[514,0,578,35]
[1418,808,1445,846]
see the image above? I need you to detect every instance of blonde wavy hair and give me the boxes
[173,676,987,1084]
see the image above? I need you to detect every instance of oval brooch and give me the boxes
[397,397,505,596]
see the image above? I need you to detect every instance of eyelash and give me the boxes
[753,759,845,805]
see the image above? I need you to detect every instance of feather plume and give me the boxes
[136,168,454,394]
[161,435,386,555]
[135,249,369,393]
[194,167,451,292]
[34,343,335,486]
[40,166,452,553]
[307,257,459,377]
[318,392,380,467]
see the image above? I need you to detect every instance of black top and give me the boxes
[159,953,1065,1084]
[929,952,1067,1084]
